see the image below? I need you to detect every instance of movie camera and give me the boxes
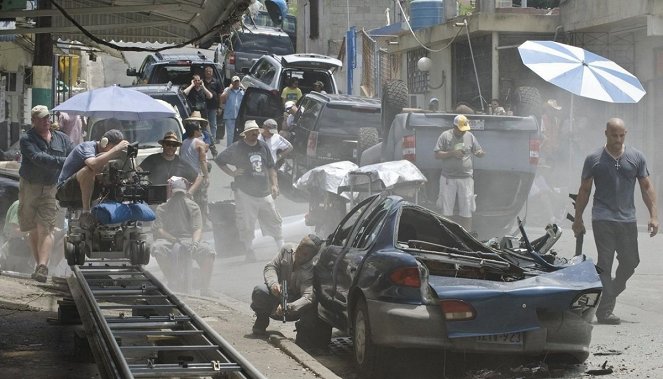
[63,142,166,266]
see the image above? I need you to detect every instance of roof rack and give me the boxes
[197,51,207,60]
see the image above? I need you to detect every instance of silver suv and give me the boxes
[215,25,294,85]
[240,53,342,95]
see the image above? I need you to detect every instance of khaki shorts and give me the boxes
[436,176,476,218]
[18,177,58,232]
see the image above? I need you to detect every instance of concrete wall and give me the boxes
[296,0,394,93]
[560,0,656,31]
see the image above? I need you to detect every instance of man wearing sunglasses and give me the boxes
[139,131,202,195]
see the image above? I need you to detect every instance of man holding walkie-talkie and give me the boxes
[250,234,322,340]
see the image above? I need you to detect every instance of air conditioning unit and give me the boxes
[408,94,425,109]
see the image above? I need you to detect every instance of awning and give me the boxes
[0,0,251,45]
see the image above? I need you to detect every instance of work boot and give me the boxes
[31,264,48,283]
[596,313,621,325]
[252,315,269,336]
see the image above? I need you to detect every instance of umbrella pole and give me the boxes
[568,94,574,190]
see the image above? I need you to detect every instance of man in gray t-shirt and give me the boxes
[572,118,658,325]
[433,114,485,232]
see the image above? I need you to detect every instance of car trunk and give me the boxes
[395,205,601,338]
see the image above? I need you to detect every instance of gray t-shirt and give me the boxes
[434,129,482,178]
[581,146,649,222]
[58,141,97,185]
[214,139,275,197]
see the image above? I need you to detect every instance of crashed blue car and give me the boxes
[310,194,602,377]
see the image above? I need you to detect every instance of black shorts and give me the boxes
[56,174,83,207]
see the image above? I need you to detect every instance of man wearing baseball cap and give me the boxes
[214,120,283,261]
[433,114,485,233]
[220,75,245,147]
[19,105,74,282]
[259,119,293,166]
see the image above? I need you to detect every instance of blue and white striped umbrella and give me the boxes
[518,40,646,103]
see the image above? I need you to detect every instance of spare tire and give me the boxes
[380,80,408,157]
[357,127,379,162]
[512,86,542,119]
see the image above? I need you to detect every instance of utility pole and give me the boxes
[32,0,53,108]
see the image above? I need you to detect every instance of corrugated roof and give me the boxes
[2,0,250,45]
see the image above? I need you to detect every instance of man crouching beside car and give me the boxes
[250,234,327,348]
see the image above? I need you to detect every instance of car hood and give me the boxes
[428,259,602,338]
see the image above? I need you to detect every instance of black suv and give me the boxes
[128,83,191,119]
[232,89,381,187]
[289,93,382,178]
[126,51,224,87]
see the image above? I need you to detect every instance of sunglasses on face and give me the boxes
[163,142,179,147]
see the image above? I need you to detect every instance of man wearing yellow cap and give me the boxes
[434,114,485,232]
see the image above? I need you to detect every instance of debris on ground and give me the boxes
[586,360,614,375]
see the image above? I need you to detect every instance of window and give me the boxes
[1,72,17,92]
[407,48,428,94]
[316,105,381,136]
[353,198,393,249]
[329,196,375,247]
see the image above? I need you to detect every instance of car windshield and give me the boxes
[88,118,182,148]
[150,64,218,85]
[235,33,294,55]
[317,105,381,135]
[251,13,297,34]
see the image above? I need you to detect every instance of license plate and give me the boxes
[475,332,523,345]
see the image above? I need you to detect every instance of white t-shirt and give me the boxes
[258,133,292,162]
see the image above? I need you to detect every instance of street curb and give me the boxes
[269,335,342,379]
[185,292,341,379]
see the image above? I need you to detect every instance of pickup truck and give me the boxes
[360,112,540,240]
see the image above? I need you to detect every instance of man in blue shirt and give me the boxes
[219,76,245,147]
[572,118,658,325]
[56,128,129,228]
[19,105,73,282]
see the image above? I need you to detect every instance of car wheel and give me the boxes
[353,297,385,378]
[512,86,542,119]
[357,127,379,163]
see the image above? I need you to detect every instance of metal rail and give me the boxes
[66,262,266,379]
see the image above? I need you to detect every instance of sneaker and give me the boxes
[597,313,621,325]
[31,264,48,283]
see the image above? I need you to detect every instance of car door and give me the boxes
[332,195,393,317]
[315,195,377,325]
[234,87,283,143]
[290,97,323,171]
[241,58,275,91]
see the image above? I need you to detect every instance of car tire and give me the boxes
[380,80,408,158]
[353,297,385,378]
[357,127,379,163]
[512,86,542,119]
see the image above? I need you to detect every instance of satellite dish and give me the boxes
[265,0,287,26]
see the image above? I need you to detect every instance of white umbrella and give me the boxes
[518,40,646,103]
[53,85,176,120]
